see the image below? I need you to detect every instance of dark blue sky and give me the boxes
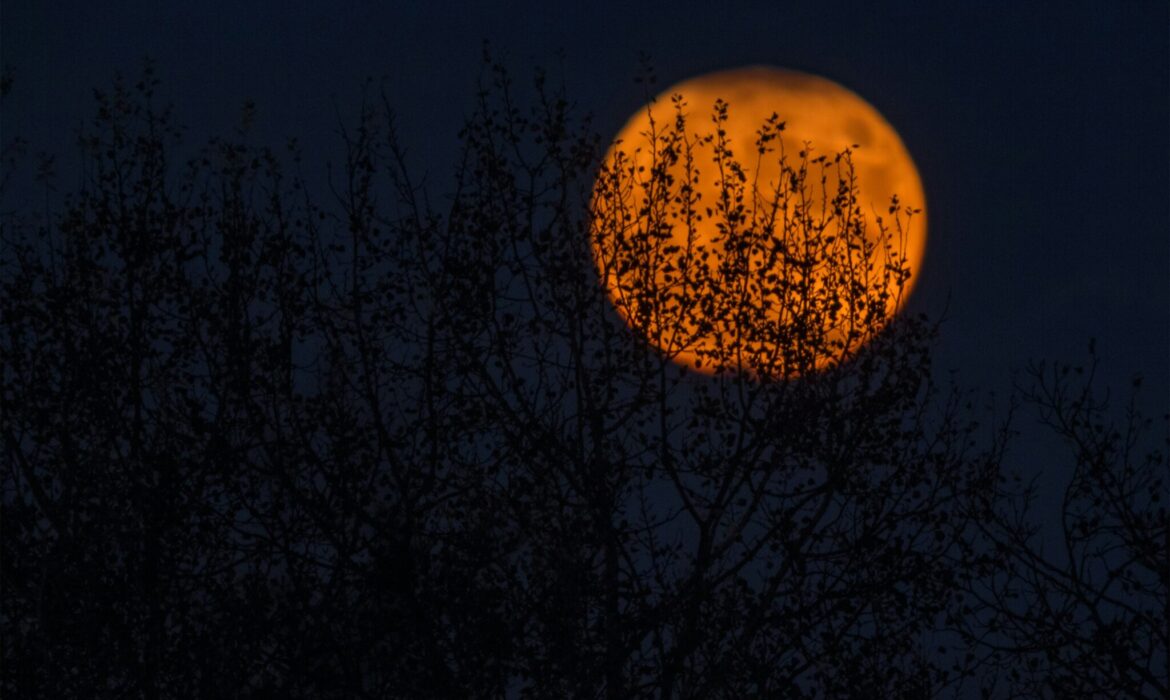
[5,0,1167,410]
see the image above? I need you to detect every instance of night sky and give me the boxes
[3,0,1167,694]
[7,1,1166,407]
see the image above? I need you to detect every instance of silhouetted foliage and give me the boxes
[953,352,1168,699]
[2,57,1165,699]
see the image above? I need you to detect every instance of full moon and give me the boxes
[590,67,927,378]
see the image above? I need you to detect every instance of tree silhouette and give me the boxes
[955,353,1167,698]
[431,60,992,698]
[2,58,1164,699]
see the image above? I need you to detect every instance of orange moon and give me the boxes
[590,66,927,378]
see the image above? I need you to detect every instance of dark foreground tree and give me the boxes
[956,352,1167,699]
[430,61,991,698]
[2,58,1164,699]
